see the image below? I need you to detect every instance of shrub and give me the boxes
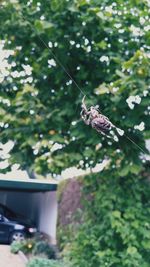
[33,241,56,259]
[11,239,35,255]
[11,241,24,254]
[68,173,150,267]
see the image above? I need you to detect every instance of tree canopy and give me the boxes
[0,0,150,177]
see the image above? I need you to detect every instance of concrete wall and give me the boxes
[37,191,58,244]
[0,190,57,243]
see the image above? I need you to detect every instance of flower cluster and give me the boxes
[126,95,141,109]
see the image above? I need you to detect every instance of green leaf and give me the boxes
[130,164,142,174]
[95,83,109,95]
[127,246,138,255]
[34,20,54,32]
[119,166,130,176]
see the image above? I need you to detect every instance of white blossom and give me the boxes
[126,95,141,109]
[76,44,80,48]
[139,17,145,25]
[130,25,143,37]
[48,59,56,67]
[51,143,63,152]
[112,87,119,92]
[105,6,113,13]
[40,15,45,20]
[143,90,148,97]
[116,128,124,136]
[48,41,53,48]
[22,64,32,75]
[84,38,89,46]
[134,95,141,104]
[134,122,145,131]
[70,40,75,45]
[114,23,122,29]
[144,25,150,32]
[99,55,109,63]
[86,46,91,52]
[114,135,119,142]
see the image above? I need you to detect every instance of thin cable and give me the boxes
[109,121,148,155]
[124,133,147,154]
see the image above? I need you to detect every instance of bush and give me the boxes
[68,174,150,267]
[33,241,56,259]
[11,239,35,255]
[27,258,67,267]
[11,241,24,254]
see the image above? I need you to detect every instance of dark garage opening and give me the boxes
[0,178,58,244]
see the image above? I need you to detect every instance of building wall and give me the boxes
[37,191,58,244]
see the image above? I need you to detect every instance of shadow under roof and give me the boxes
[0,178,57,192]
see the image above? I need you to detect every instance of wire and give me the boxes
[124,134,147,155]
[112,121,147,155]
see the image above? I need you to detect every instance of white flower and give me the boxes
[134,122,145,131]
[143,90,148,97]
[70,40,75,45]
[112,87,119,92]
[76,44,80,48]
[139,17,145,25]
[22,64,32,75]
[51,143,63,152]
[130,25,143,37]
[48,59,56,67]
[26,77,33,83]
[84,38,89,46]
[114,23,122,29]
[114,135,119,142]
[40,15,45,21]
[99,55,109,63]
[126,95,141,109]
[86,46,91,53]
[30,109,35,115]
[116,128,124,136]
[134,95,141,104]
[48,42,53,48]
[105,6,113,13]
[144,25,150,32]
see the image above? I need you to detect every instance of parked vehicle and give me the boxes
[0,204,37,243]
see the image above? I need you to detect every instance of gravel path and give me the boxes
[0,245,25,267]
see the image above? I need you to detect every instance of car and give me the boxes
[0,204,37,243]
[0,203,34,224]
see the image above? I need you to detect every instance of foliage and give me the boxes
[33,241,56,259]
[11,239,35,254]
[0,0,149,176]
[11,236,56,259]
[11,240,24,254]
[68,173,150,267]
[26,258,68,267]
